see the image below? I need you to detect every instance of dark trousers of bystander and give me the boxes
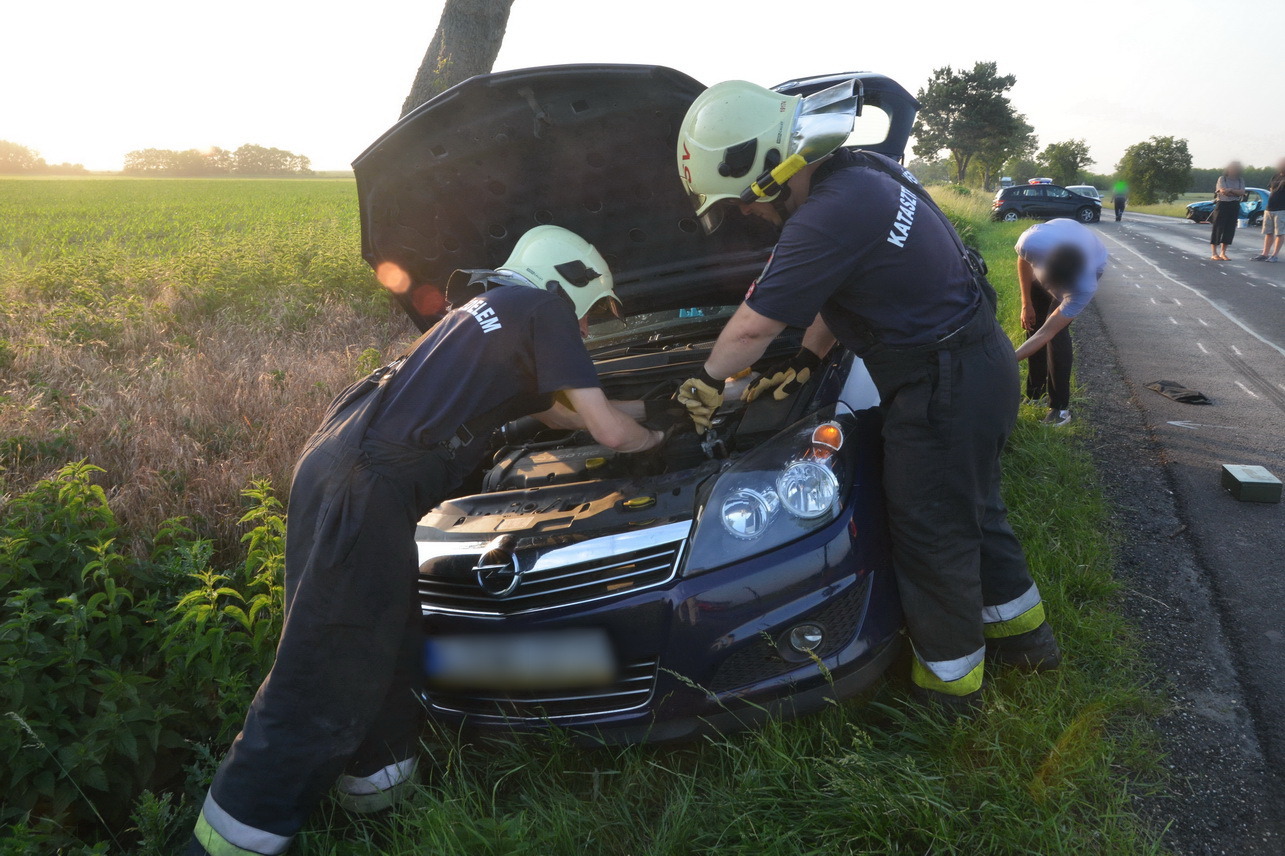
[1024,283,1073,411]
[1113,197,1126,221]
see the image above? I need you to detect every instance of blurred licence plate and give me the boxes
[424,628,616,691]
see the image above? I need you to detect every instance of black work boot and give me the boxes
[986,621,1062,671]
[908,684,983,719]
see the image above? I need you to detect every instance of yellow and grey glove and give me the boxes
[675,368,725,435]
[742,348,822,403]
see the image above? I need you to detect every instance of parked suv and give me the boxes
[992,183,1102,223]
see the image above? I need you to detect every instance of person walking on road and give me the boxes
[672,79,1059,715]
[1112,179,1128,221]
[1210,161,1247,260]
[186,227,668,856]
[1252,158,1285,262]
[1013,218,1108,427]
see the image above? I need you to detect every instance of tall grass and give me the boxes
[0,179,414,554]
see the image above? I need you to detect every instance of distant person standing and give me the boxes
[1013,219,1108,427]
[1210,161,1247,260]
[1112,179,1128,221]
[1253,158,1285,263]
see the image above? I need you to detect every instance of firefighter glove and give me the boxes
[676,369,725,435]
[742,347,822,403]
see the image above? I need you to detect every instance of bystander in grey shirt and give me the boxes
[1015,218,1108,318]
[1215,175,1246,202]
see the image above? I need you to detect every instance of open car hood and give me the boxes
[353,64,918,330]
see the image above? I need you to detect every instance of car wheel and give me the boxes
[1076,206,1095,223]
[1001,210,1019,222]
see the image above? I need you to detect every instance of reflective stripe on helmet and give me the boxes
[911,645,985,696]
[194,795,291,856]
[982,584,1046,639]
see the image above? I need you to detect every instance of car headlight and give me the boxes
[683,407,854,576]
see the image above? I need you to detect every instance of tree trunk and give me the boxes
[402,0,517,116]
[952,151,972,184]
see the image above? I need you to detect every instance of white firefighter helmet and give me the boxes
[447,226,622,322]
[677,78,861,233]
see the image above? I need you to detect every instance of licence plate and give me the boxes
[424,628,616,691]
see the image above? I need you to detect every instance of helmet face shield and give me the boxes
[790,79,861,161]
[692,194,737,235]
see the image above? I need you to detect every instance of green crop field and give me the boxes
[1,180,1167,854]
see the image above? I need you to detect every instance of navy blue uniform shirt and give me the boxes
[367,285,600,449]
[745,149,978,354]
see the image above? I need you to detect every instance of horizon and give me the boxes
[3,0,1282,174]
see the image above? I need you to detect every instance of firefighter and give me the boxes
[188,226,665,855]
[673,80,1059,713]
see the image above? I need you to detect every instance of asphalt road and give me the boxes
[1078,210,1285,853]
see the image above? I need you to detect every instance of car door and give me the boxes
[1241,190,1264,219]
[1041,186,1077,218]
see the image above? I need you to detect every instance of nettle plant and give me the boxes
[0,462,284,842]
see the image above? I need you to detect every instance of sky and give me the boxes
[3,0,1283,174]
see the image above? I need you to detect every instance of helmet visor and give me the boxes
[690,192,739,235]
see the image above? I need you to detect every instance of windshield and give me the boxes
[585,305,738,349]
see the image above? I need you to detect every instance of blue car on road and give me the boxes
[1186,188,1268,226]
[352,65,919,743]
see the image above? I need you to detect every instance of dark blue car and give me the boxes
[352,65,916,743]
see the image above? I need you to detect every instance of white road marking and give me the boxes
[1153,283,1164,290]
[1235,381,1259,399]
[1169,316,1179,325]
[1198,318,1209,326]
[1197,342,1210,354]
[1150,297,1158,304]
[1231,345,1242,356]
[1098,231,1285,359]
[1173,299,1182,306]
[1168,420,1240,430]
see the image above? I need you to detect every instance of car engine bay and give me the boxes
[478,339,812,494]
[416,335,821,542]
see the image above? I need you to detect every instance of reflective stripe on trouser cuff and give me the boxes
[981,583,1041,624]
[337,756,418,796]
[194,794,292,856]
[911,645,985,696]
[982,583,1046,639]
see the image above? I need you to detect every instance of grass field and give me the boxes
[1,180,1168,854]
[1124,191,1208,219]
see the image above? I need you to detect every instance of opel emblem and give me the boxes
[475,534,521,598]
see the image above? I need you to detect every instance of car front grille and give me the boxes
[418,537,684,616]
[424,659,658,721]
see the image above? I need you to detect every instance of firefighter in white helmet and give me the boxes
[674,80,1059,714]
[188,226,667,855]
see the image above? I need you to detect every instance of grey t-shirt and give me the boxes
[1215,175,1246,202]
[1015,218,1108,318]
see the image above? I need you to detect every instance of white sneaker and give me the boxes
[1041,409,1072,427]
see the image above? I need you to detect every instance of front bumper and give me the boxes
[417,482,902,744]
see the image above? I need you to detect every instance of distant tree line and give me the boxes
[0,140,88,175]
[122,144,312,176]
[1187,165,1278,194]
